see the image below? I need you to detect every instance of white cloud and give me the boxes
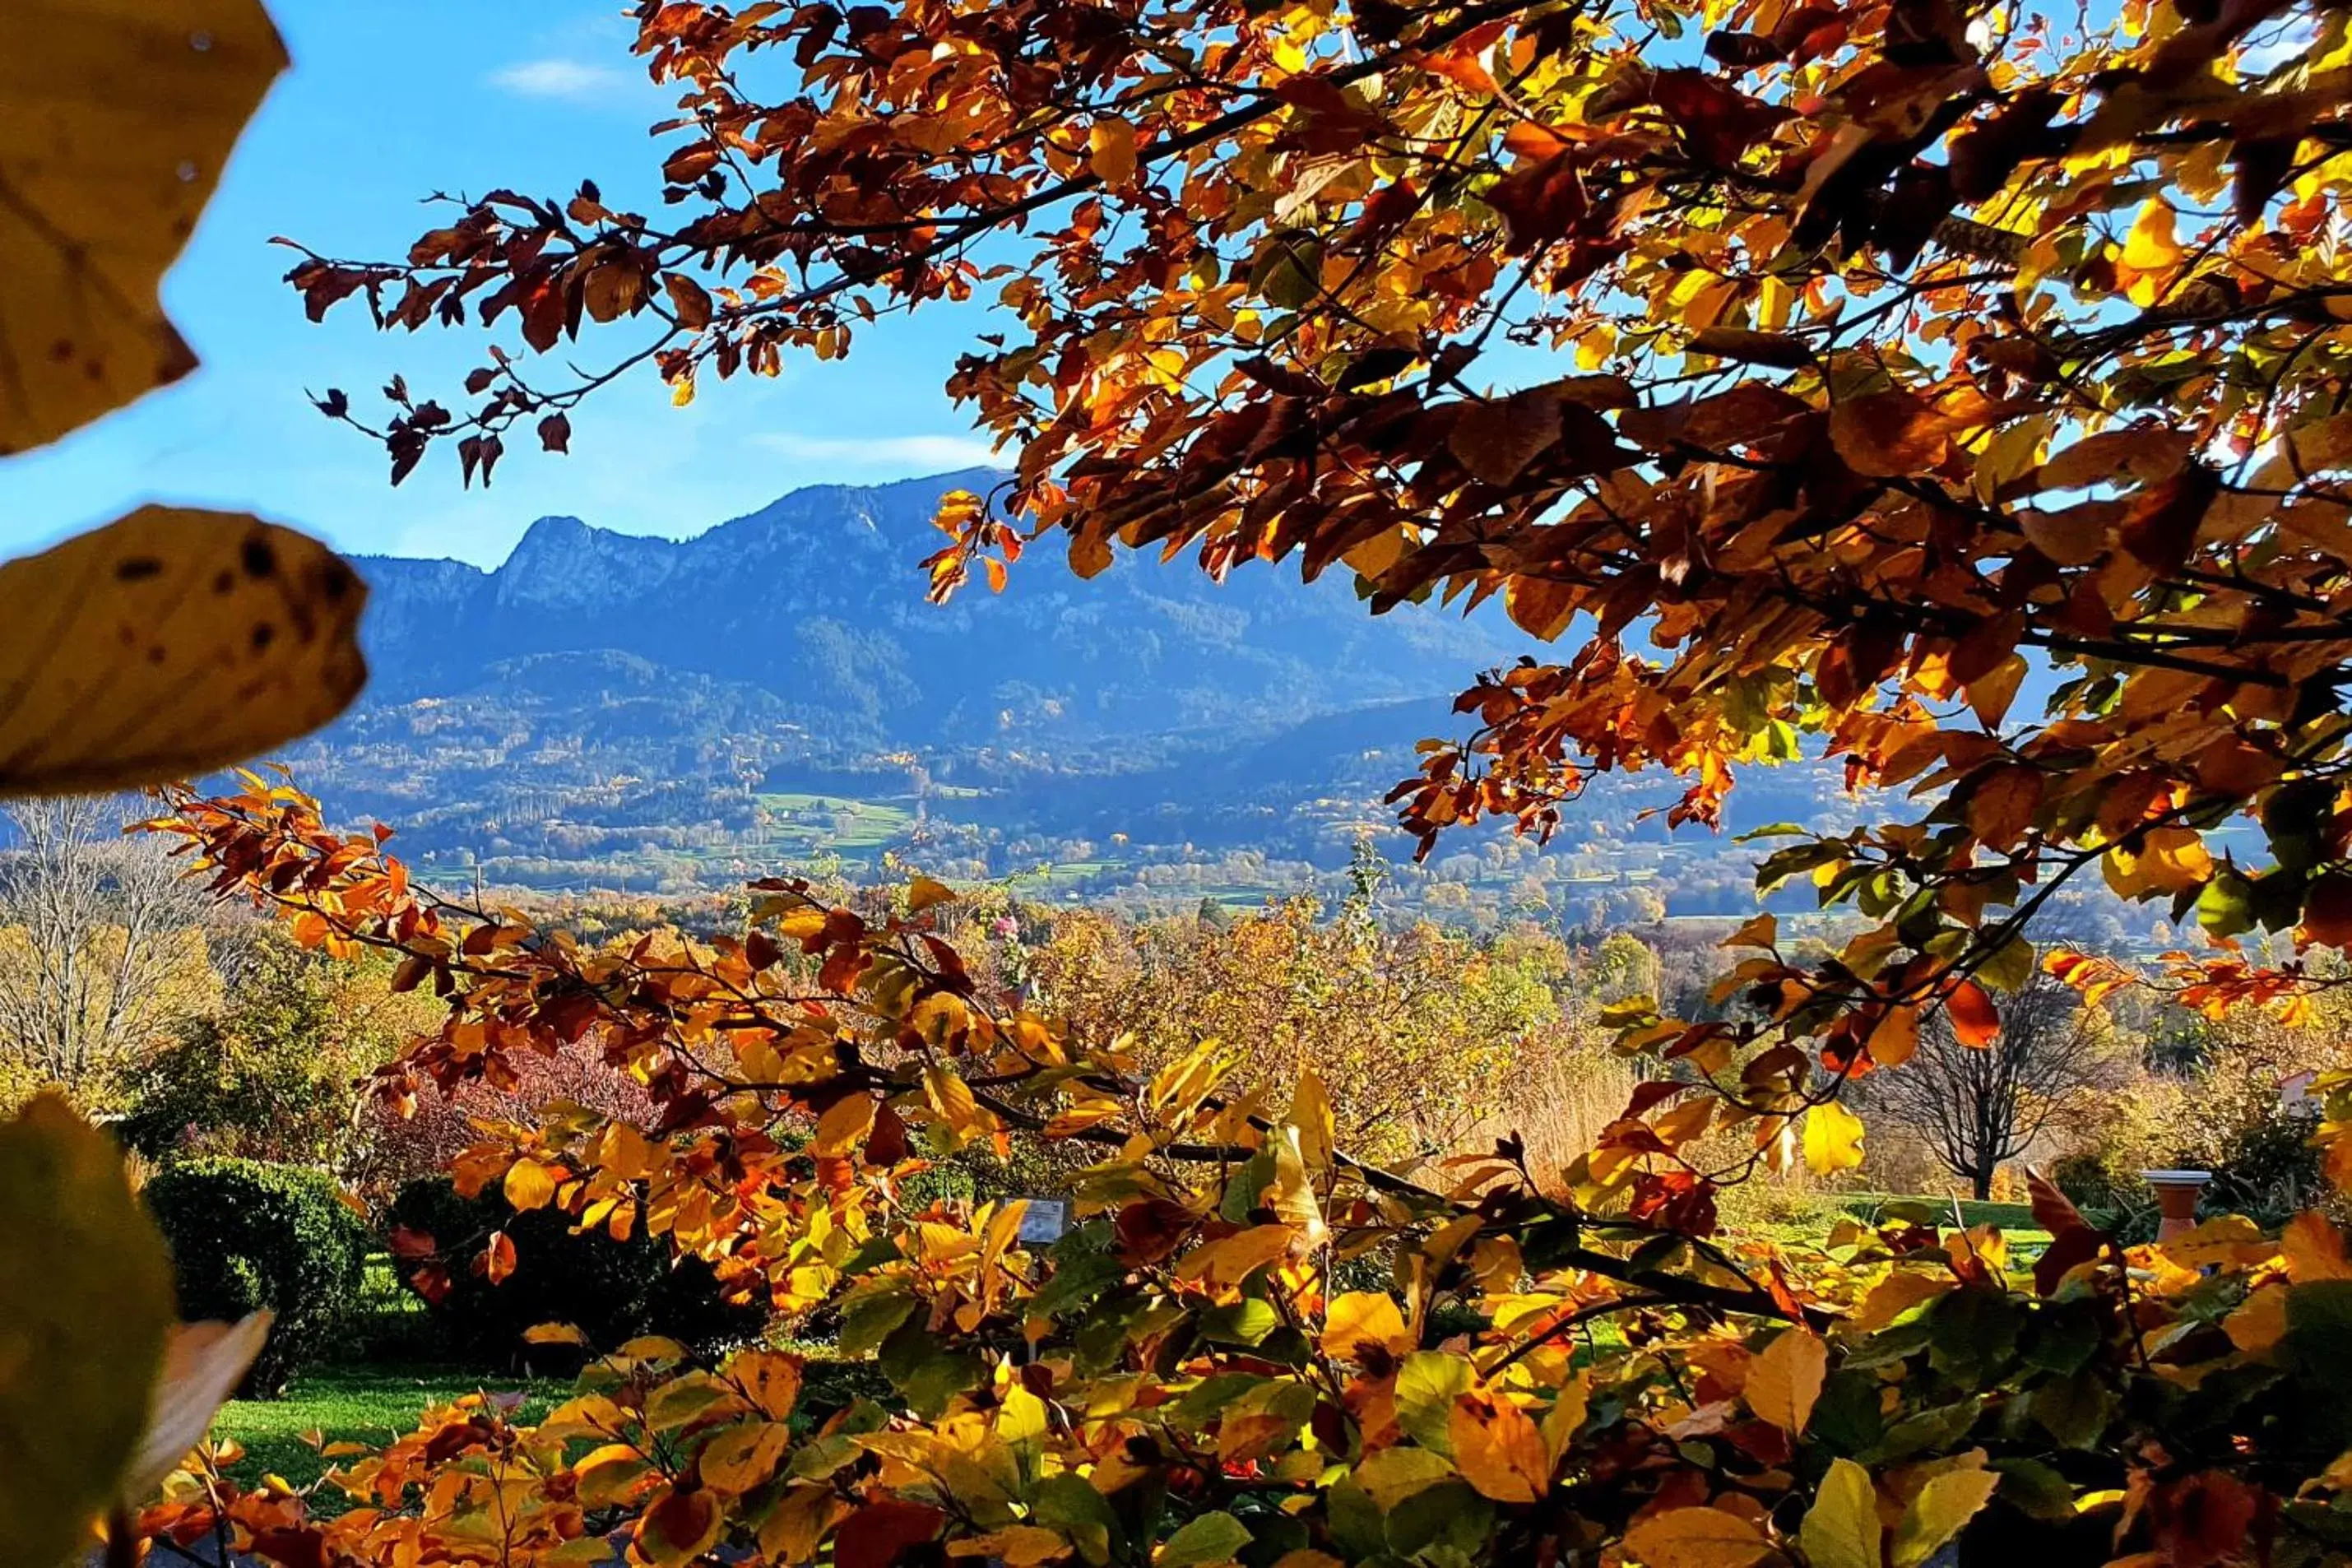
[488,58,631,100]
[755,433,1004,472]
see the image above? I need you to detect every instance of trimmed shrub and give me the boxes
[386,1177,766,1369]
[146,1158,369,1394]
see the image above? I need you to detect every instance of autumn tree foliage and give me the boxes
[287,0,2352,1119]
[128,777,2352,1567]
[118,0,2352,1560]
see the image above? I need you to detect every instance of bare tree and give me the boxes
[1867,967,2113,1200]
[0,796,217,1110]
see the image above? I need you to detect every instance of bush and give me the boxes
[385,1177,766,1368]
[146,1158,369,1394]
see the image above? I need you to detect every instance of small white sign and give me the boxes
[1018,1198,1069,1245]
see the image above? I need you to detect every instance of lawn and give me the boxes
[212,1363,561,1488]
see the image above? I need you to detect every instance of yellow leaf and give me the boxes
[731,1348,805,1419]
[1089,117,1138,186]
[699,1420,792,1493]
[0,0,285,452]
[1540,1373,1591,1464]
[814,1093,879,1157]
[1799,1459,1881,1568]
[1449,1392,1552,1503]
[1893,1468,1999,1568]
[923,1063,981,1134]
[2284,1210,2352,1281]
[1747,1327,1828,1434]
[1289,1067,1334,1173]
[525,1321,588,1346]
[2224,1283,2289,1354]
[504,1158,559,1212]
[761,1483,851,1565]
[1177,1224,1298,1290]
[1621,1505,1772,1568]
[1268,1125,1327,1247]
[1850,1270,1955,1333]
[1322,1292,1410,1362]
[1802,1101,1867,1177]
[575,1443,656,1507]
[2121,197,2182,272]
[0,508,367,793]
[954,1525,1070,1566]
[908,874,956,912]
[1352,1445,1456,1510]
[0,1094,174,1566]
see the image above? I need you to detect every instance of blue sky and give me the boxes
[0,2,996,567]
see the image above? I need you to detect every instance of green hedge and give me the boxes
[385,1177,767,1369]
[146,1158,370,1395]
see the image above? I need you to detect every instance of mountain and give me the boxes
[350,468,1515,756]
[273,469,1534,890]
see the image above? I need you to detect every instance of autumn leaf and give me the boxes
[2302,873,2352,949]
[1746,1328,1827,1434]
[1893,1467,1999,1568]
[1089,117,1139,187]
[1322,1291,1410,1362]
[1448,1391,1552,1502]
[700,1420,792,1493]
[504,1158,560,1211]
[0,508,368,794]
[1802,1101,1867,1177]
[1945,980,2000,1047]
[1800,1459,1881,1568]
[1621,1506,1773,1568]
[0,0,285,452]
[1505,576,1576,640]
[0,1095,174,1568]
[1867,1004,1920,1069]
[837,1500,947,1568]
[639,1487,726,1568]
[1450,389,1560,485]
[1830,392,1952,476]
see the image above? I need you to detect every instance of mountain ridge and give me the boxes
[344,467,1519,749]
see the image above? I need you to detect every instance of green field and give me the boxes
[212,1364,559,1487]
[755,792,915,851]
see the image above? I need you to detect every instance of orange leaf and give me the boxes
[1830,392,1952,477]
[1449,1391,1552,1503]
[1622,1506,1773,1568]
[1945,980,1999,1047]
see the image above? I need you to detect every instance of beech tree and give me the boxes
[90,0,2352,1562]
[285,0,2352,1100]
